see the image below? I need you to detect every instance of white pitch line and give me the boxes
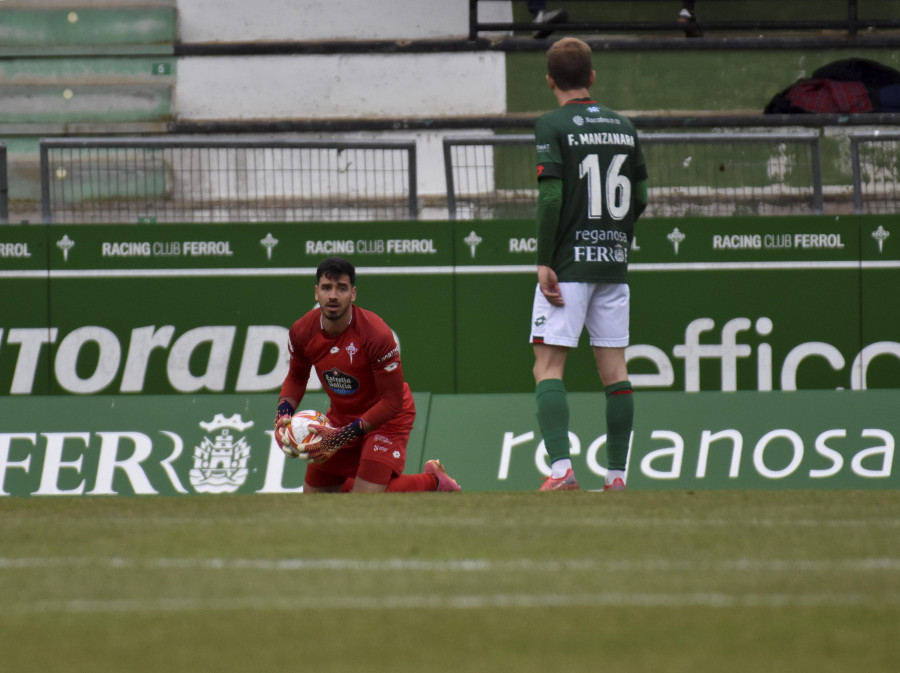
[6,590,900,615]
[2,556,900,573]
[13,515,900,529]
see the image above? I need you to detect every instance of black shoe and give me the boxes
[533,9,568,39]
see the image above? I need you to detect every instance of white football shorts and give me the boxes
[529,282,630,348]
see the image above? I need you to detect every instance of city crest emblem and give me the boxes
[190,413,254,493]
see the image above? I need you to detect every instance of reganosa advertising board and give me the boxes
[0,215,897,397]
[0,390,895,494]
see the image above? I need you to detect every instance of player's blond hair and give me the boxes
[547,37,592,91]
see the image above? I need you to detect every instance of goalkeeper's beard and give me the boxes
[322,303,350,322]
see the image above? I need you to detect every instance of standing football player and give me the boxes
[274,256,460,493]
[531,37,648,491]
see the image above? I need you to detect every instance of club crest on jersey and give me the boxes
[190,413,253,493]
[346,342,359,363]
[322,367,360,396]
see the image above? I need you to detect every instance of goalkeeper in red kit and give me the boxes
[274,256,461,493]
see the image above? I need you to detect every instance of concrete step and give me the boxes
[0,1,176,56]
[0,55,175,124]
[0,83,173,123]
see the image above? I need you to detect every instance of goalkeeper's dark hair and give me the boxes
[316,256,356,286]
[547,37,592,91]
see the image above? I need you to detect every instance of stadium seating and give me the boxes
[0,1,176,220]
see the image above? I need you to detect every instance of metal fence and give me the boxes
[40,138,418,224]
[443,131,824,220]
[850,131,900,214]
[0,144,8,224]
[28,132,899,223]
[470,0,900,41]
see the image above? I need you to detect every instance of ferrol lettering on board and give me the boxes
[304,239,438,255]
[712,233,847,250]
[0,243,32,258]
[0,412,308,497]
[99,241,234,258]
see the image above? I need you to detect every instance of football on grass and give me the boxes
[287,409,332,448]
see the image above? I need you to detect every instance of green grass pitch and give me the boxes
[2,490,899,672]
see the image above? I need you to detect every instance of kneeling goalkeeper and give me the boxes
[274,256,460,493]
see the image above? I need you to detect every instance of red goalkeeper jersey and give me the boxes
[280,305,415,430]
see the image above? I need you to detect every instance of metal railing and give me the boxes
[443,131,824,220]
[469,0,900,41]
[850,131,900,214]
[25,132,899,223]
[40,138,418,224]
[0,144,7,224]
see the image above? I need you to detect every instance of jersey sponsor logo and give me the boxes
[573,244,628,263]
[575,229,629,245]
[322,367,360,396]
[375,346,400,364]
[584,116,622,125]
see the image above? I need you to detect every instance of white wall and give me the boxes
[173,0,512,204]
[177,0,511,42]
[175,53,506,120]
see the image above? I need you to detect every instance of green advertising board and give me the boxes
[0,215,897,397]
[425,389,899,492]
[860,218,900,390]
[453,214,899,393]
[0,392,427,497]
[1,221,456,395]
[0,390,896,496]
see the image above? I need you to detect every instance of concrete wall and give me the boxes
[177,0,510,42]
[172,0,512,200]
[175,53,507,120]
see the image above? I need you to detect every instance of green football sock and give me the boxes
[605,380,634,471]
[535,379,570,464]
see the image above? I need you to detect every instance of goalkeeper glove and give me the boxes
[274,400,299,457]
[305,418,366,463]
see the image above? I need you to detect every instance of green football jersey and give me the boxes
[535,98,647,283]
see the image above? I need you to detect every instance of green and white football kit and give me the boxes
[531,96,648,483]
[530,98,647,347]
